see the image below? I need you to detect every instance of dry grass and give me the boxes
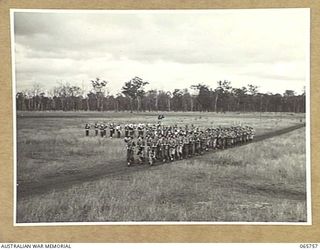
[16,116,307,223]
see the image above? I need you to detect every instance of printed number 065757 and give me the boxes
[300,244,319,249]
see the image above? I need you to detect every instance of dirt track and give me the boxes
[17,123,306,200]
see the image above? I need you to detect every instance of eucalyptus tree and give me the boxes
[90,77,108,111]
[121,76,149,112]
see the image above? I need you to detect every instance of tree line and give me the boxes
[16,77,306,113]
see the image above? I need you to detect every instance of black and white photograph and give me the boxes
[12,8,310,224]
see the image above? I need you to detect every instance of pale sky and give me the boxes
[13,9,309,95]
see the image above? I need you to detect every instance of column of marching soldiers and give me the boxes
[85,122,255,167]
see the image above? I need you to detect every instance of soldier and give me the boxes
[246,127,250,142]
[217,129,223,149]
[230,129,236,147]
[109,123,115,138]
[191,124,195,132]
[200,131,207,153]
[149,136,158,165]
[146,135,154,165]
[195,133,201,155]
[168,135,176,161]
[103,123,107,137]
[222,129,227,149]
[242,127,247,144]
[206,129,213,150]
[126,136,135,167]
[85,123,90,136]
[155,134,161,160]
[158,135,165,162]
[116,124,121,138]
[94,122,99,136]
[211,129,216,149]
[249,126,255,141]
[191,133,196,156]
[183,124,187,131]
[226,129,233,148]
[177,134,184,160]
[136,136,145,164]
[100,123,105,137]
[137,124,144,137]
[183,133,189,158]
[163,134,169,162]
[124,124,129,138]
[236,128,242,145]
[129,124,135,138]
[213,129,218,149]
[236,129,241,146]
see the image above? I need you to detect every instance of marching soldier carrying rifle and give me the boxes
[125,136,135,167]
[136,136,145,164]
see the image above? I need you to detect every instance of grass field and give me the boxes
[16,111,307,223]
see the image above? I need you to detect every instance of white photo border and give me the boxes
[10,8,312,227]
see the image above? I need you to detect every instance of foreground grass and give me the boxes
[17,128,307,223]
